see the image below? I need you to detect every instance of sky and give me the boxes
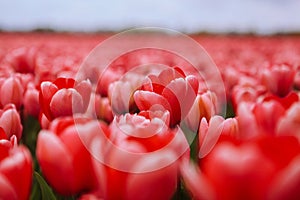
[0,0,299,34]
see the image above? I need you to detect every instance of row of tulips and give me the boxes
[0,34,300,200]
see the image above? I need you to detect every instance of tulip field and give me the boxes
[1,32,300,200]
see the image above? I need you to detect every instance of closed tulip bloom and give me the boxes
[5,47,37,74]
[0,104,23,140]
[237,100,285,138]
[36,116,106,195]
[182,136,300,200]
[185,91,218,132]
[93,111,189,200]
[0,136,33,200]
[198,116,239,158]
[39,77,92,121]
[277,102,300,140]
[260,64,296,97]
[0,76,24,109]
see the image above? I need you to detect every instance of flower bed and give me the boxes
[1,32,300,200]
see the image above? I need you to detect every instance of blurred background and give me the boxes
[0,0,299,34]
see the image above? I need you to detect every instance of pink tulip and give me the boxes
[0,104,23,140]
[185,91,218,132]
[198,116,238,158]
[260,63,296,97]
[0,76,24,109]
[108,73,144,114]
[5,47,37,74]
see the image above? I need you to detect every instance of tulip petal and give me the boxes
[54,77,75,89]
[50,88,84,118]
[74,80,92,111]
[134,90,171,113]
[0,174,18,200]
[0,146,32,200]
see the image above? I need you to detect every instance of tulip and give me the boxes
[23,83,40,117]
[237,100,285,138]
[184,91,218,132]
[260,63,296,97]
[108,72,144,114]
[39,77,92,121]
[198,116,239,158]
[0,104,23,140]
[263,91,299,110]
[134,67,198,126]
[0,136,33,200]
[182,136,300,200]
[0,76,24,109]
[5,47,37,74]
[94,96,113,123]
[36,116,106,195]
[277,102,300,140]
[90,111,189,200]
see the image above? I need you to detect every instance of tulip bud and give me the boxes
[261,64,295,97]
[0,76,24,109]
[0,136,32,200]
[0,104,23,140]
[36,117,103,195]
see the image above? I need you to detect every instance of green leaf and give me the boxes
[33,172,56,200]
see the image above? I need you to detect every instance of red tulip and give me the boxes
[5,47,37,74]
[134,67,198,126]
[36,116,105,195]
[260,63,296,97]
[39,77,92,121]
[0,136,33,200]
[91,111,189,200]
[0,104,23,141]
[237,100,285,138]
[182,136,300,200]
[97,67,124,96]
[277,102,300,140]
[263,91,299,110]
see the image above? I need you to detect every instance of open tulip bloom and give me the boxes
[1,32,300,200]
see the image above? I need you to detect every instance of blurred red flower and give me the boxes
[0,104,22,141]
[91,111,189,200]
[36,116,106,195]
[0,136,32,200]
[182,136,300,200]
